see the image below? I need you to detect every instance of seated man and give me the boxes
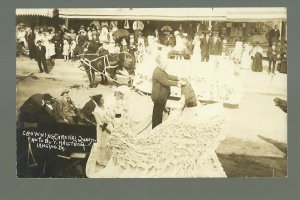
[56,89,78,124]
[38,93,60,123]
[18,93,57,125]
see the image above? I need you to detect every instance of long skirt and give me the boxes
[252,52,263,72]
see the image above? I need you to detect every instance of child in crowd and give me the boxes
[69,40,77,61]
[63,39,70,62]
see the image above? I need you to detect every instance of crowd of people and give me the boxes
[231,38,287,74]
[16,21,287,76]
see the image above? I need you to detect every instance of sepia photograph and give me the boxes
[16,8,287,178]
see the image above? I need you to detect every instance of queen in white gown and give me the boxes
[85,85,227,178]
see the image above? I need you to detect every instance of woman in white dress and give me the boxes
[240,42,253,70]
[86,85,227,178]
[191,35,201,62]
[232,39,243,64]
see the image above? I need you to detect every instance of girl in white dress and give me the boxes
[62,39,70,61]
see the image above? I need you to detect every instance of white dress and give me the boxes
[240,44,253,69]
[192,38,201,61]
[173,35,185,52]
[85,99,227,178]
[17,31,27,48]
[232,41,243,62]
[63,43,70,56]
[44,41,56,59]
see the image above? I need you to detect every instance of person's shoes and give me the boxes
[45,71,49,74]
[39,70,44,73]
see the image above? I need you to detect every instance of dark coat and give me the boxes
[56,97,77,120]
[161,35,176,47]
[267,47,280,61]
[88,40,101,53]
[151,67,178,104]
[200,37,210,56]
[81,99,97,124]
[35,45,46,60]
[38,103,61,123]
[18,94,60,124]
[208,38,222,55]
[77,35,88,46]
[268,29,280,42]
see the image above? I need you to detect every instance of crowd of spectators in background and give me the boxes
[16,21,287,74]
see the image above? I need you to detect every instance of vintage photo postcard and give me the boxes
[16,8,287,178]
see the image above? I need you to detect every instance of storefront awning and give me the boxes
[16,8,55,18]
[58,8,227,21]
[58,8,286,21]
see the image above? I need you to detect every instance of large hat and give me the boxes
[43,93,52,101]
[161,25,172,32]
[60,89,69,96]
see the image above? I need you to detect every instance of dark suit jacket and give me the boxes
[267,47,280,61]
[56,97,77,120]
[208,38,222,55]
[162,36,176,47]
[151,67,178,104]
[200,37,210,56]
[269,29,280,41]
[36,45,46,60]
[81,99,97,123]
[38,103,61,123]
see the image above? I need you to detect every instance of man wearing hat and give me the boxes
[267,42,280,75]
[267,25,280,47]
[56,89,78,123]
[208,31,223,57]
[200,30,211,62]
[38,93,61,123]
[35,40,49,73]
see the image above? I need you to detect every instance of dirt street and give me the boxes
[16,57,287,177]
